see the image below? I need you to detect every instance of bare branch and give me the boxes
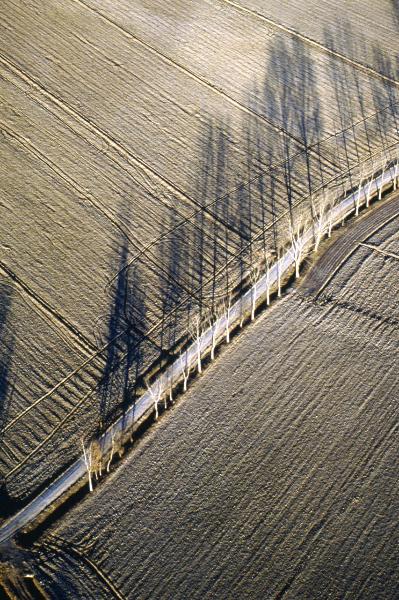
[81,439,93,492]
[179,353,189,391]
[190,314,203,374]
[250,264,260,321]
[223,294,232,343]
[288,215,308,278]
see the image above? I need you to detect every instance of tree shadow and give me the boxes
[254,35,330,235]
[323,18,399,183]
[96,17,399,438]
[98,205,147,431]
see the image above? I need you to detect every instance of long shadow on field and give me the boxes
[323,20,399,185]
[196,120,238,312]
[207,121,232,310]
[240,35,328,258]
[0,282,15,518]
[98,206,148,431]
[370,43,399,141]
[370,5,399,93]
[260,37,325,209]
[158,200,194,360]
[97,19,399,435]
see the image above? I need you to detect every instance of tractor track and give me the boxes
[300,189,399,297]
[221,0,399,87]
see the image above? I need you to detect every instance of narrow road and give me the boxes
[48,191,398,599]
[0,176,397,547]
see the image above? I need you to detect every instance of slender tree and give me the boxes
[366,176,374,208]
[206,309,219,361]
[168,371,174,404]
[288,216,307,279]
[276,248,282,297]
[265,257,271,306]
[378,152,386,200]
[223,294,232,343]
[250,264,260,321]
[179,353,189,391]
[355,166,364,216]
[393,157,398,191]
[312,195,328,252]
[191,314,203,374]
[146,381,162,420]
[82,439,93,492]
[106,431,116,472]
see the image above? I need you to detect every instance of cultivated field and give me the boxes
[24,208,398,599]
[0,0,398,529]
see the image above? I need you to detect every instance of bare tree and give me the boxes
[191,314,203,374]
[288,216,307,279]
[179,352,189,391]
[355,166,364,216]
[326,195,335,238]
[223,293,232,343]
[168,372,174,404]
[82,439,93,492]
[265,256,271,306]
[394,157,398,191]
[239,296,245,328]
[366,176,374,208]
[378,152,386,200]
[212,318,220,360]
[160,374,168,410]
[106,431,116,472]
[276,248,282,297]
[206,309,219,361]
[312,194,328,252]
[146,381,162,420]
[250,264,260,321]
[340,177,351,226]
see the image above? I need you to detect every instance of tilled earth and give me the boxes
[27,211,399,599]
[1,0,399,508]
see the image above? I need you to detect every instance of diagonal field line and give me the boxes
[0,166,397,543]
[221,0,399,87]
[359,242,399,261]
[313,204,399,298]
[69,0,341,172]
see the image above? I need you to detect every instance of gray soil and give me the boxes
[1,0,398,507]
[0,1,398,597]
[28,209,399,599]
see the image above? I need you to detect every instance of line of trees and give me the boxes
[80,146,399,492]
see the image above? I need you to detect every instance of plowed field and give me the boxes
[1,0,398,521]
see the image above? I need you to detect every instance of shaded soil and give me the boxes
[0,0,398,518]
[29,214,399,599]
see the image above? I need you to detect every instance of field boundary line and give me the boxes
[313,205,399,297]
[0,259,96,358]
[0,120,142,253]
[68,0,339,173]
[42,534,126,600]
[359,242,399,261]
[0,53,247,242]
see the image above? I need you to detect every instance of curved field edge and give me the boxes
[0,155,398,544]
